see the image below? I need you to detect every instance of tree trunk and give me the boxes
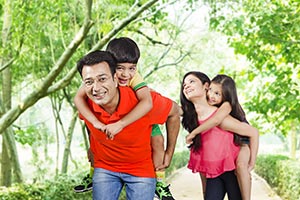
[2,128,23,184]
[290,121,297,159]
[1,0,23,185]
[1,133,11,186]
[61,109,78,173]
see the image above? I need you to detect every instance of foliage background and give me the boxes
[0,0,299,198]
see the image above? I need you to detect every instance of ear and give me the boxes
[204,82,210,90]
[113,73,118,87]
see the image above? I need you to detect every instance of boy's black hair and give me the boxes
[106,37,140,64]
[77,50,117,77]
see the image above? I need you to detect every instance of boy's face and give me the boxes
[207,82,222,105]
[115,63,137,86]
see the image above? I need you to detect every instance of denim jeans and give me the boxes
[92,167,156,200]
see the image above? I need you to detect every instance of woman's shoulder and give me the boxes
[197,106,218,122]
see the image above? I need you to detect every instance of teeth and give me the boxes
[93,92,106,97]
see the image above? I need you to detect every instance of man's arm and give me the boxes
[156,101,181,171]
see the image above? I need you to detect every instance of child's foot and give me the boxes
[73,174,93,193]
[155,182,175,200]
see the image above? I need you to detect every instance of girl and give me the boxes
[181,71,259,200]
[186,74,258,200]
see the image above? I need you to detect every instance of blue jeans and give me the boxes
[92,168,156,200]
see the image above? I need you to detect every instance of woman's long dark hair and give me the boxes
[211,74,247,144]
[180,71,211,151]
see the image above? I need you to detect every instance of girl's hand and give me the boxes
[186,133,196,144]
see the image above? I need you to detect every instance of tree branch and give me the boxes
[91,0,160,51]
[0,0,94,134]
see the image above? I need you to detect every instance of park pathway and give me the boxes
[166,167,282,200]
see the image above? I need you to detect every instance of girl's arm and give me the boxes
[105,86,153,137]
[186,102,231,144]
[74,85,105,131]
[219,116,259,170]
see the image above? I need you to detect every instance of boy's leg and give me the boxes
[73,167,93,193]
[236,145,251,200]
[151,128,174,200]
[151,134,165,169]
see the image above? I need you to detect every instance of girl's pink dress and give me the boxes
[188,110,240,178]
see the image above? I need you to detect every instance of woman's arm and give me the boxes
[186,102,231,145]
[74,85,105,131]
[219,116,259,170]
[105,86,153,137]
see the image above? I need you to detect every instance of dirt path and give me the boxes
[166,167,282,200]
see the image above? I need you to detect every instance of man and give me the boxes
[76,50,180,200]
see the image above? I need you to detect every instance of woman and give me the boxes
[180,71,258,200]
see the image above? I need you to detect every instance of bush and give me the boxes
[255,154,300,200]
[0,174,91,200]
[0,151,189,199]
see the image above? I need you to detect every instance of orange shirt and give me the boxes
[82,86,172,178]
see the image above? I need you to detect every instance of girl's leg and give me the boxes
[236,145,251,200]
[199,173,207,199]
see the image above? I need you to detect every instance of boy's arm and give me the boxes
[186,102,231,145]
[105,86,153,137]
[219,116,259,170]
[74,85,105,131]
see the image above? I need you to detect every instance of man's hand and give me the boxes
[155,152,172,171]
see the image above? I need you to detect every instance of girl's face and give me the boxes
[115,63,137,86]
[183,74,207,100]
[207,82,223,105]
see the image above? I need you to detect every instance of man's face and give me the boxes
[115,63,137,86]
[82,62,118,107]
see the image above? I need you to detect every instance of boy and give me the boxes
[74,37,174,200]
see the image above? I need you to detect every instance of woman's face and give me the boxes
[182,74,207,100]
[207,82,223,105]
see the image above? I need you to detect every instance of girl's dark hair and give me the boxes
[211,74,247,144]
[180,71,211,152]
[106,37,140,64]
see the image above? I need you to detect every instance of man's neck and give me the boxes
[103,88,120,115]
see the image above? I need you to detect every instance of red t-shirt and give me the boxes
[81,86,172,178]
